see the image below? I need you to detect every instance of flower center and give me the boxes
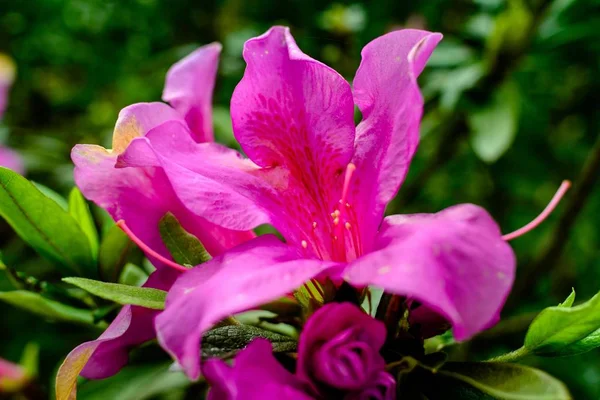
[300,163,363,263]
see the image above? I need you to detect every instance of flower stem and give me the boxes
[486,346,530,363]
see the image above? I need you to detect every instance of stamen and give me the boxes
[340,163,356,208]
[311,279,325,297]
[502,180,571,241]
[116,220,189,272]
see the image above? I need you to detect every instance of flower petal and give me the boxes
[162,44,221,142]
[55,268,178,400]
[0,146,24,175]
[111,102,183,153]
[116,122,271,232]
[156,235,338,379]
[344,204,515,340]
[230,26,356,254]
[297,303,386,393]
[349,30,442,248]
[73,107,253,261]
[203,339,312,400]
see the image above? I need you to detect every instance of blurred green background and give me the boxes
[0,0,599,398]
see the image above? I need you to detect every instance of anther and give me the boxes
[502,180,571,241]
[312,221,317,229]
[345,222,351,230]
[301,240,308,249]
[333,217,340,225]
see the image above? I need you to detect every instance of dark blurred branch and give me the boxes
[508,133,600,307]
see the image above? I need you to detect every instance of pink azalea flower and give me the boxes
[0,54,24,174]
[59,44,254,393]
[204,303,394,400]
[116,26,566,379]
[108,26,520,379]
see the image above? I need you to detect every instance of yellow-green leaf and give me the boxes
[159,212,210,266]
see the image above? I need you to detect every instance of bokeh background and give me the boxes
[0,0,599,398]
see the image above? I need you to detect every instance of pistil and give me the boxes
[502,180,571,241]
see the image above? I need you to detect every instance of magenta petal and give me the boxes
[116,122,270,232]
[156,235,338,379]
[297,303,386,393]
[203,339,312,400]
[162,44,221,142]
[73,106,253,261]
[349,30,442,248]
[344,204,515,340]
[230,26,357,253]
[232,26,354,169]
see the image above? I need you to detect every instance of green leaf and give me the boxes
[77,362,191,400]
[0,168,95,277]
[98,223,133,282]
[468,81,520,163]
[159,212,210,266]
[202,325,297,358]
[0,290,96,326]
[32,182,68,211]
[68,188,99,260]
[524,290,600,357]
[118,263,148,287]
[558,289,576,308]
[550,327,600,357]
[425,362,571,400]
[63,277,166,310]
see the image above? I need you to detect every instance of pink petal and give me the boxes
[156,235,338,380]
[111,102,183,153]
[162,44,221,142]
[116,122,271,232]
[349,30,442,249]
[344,204,515,340]
[230,26,356,256]
[0,146,24,175]
[73,104,253,261]
[0,358,25,381]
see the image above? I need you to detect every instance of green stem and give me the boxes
[486,346,530,363]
